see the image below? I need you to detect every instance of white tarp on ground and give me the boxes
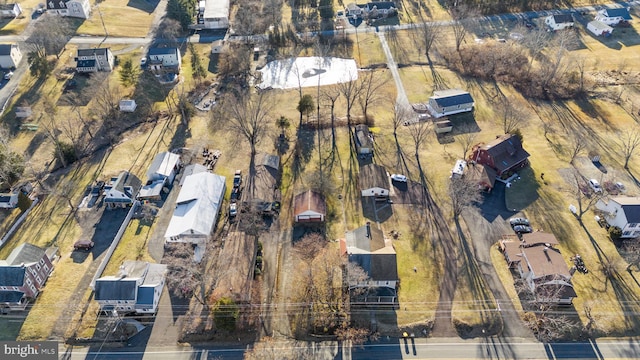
[257,57,359,90]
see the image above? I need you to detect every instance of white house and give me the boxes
[76,48,114,73]
[345,3,366,17]
[0,44,22,69]
[119,99,137,113]
[354,124,374,156]
[0,3,22,18]
[427,89,475,118]
[359,163,389,199]
[202,0,229,29]
[148,47,182,73]
[596,196,640,238]
[164,172,226,245]
[146,152,181,185]
[47,0,91,19]
[545,14,574,31]
[94,261,167,315]
[0,193,18,209]
[104,171,141,209]
[595,8,632,26]
[587,20,614,37]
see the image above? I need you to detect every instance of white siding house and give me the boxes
[0,44,21,69]
[359,164,389,198]
[104,171,141,209]
[596,196,640,238]
[47,0,91,19]
[545,14,574,31]
[76,48,115,73]
[0,4,22,18]
[595,8,632,26]
[427,89,475,118]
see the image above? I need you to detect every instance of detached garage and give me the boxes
[294,190,326,224]
[588,20,613,37]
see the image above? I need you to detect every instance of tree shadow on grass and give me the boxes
[290,127,315,182]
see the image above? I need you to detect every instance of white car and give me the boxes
[390,174,407,183]
[589,179,603,193]
[140,57,147,66]
[4,71,13,80]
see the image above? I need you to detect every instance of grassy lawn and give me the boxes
[490,244,523,312]
[76,0,156,37]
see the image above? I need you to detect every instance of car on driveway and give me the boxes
[589,179,603,193]
[390,174,407,182]
[74,240,94,251]
[229,203,237,218]
[509,217,530,227]
[230,187,241,203]
[4,71,13,80]
[513,225,533,234]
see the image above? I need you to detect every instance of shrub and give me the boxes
[212,297,239,332]
[608,226,622,241]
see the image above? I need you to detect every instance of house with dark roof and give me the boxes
[0,3,22,18]
[366,1,397,17]
[427,89,474,118]
[596,8,632,25]
[75,48,114,73]
[104,171,141,209]
[596,196,640,238]
[293,190,326,224]
[470,134,530,177]
[500,233,576,305]
[465,162,496,192]
[94,261,167,314]
[0,43,22,69]
[46,0,91,19]
[354,124,374,156]
[341,222,398,306]
[545,14,574,31]
[0,243,57,311]
[359,163,389,199]
[148,47,182,74]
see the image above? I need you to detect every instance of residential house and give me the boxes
[354,124,374,157]
[0,243,57,311]
[179,164,208,186]
[345,3,366,18]
[0,193,18,209]
[341,222,398,306]
[138,152,181,201]
[359,163,389,199]
[366,1,396,18]
[47,0,91,19]
[75,48,114,73]
[470,134,530,177]
[596,196,640,238]
[0,3,22,18]
[0,43,22,69]
[545,14,574,31]
[465,162,496,192]
[164,172,226,246]
[249,153,280,213]
[148,47,182,74]
[595,8,632,25]
[293,190,326,224]
[94,261,167,314]
[104,171,142,209]
[427,89,475,118]
[587,20,614,37]
[202,0,230,29]
[500,232,576,305]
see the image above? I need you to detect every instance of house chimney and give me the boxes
[366,222,371,238]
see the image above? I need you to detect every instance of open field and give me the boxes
[76,0,157,37]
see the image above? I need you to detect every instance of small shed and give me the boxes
[293,190,326,223]
[119,99,137,112]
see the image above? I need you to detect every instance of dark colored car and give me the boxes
[513,225,533,234]
[74,240,94,251]
[230,187,241,203]
[509,217,530,227]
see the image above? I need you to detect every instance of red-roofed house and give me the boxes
[293,190,326,224]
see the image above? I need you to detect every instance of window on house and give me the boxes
[43,265,49,272]
[629,223,639,228]
[36,264,41,270]
[36,276,42,283]
[623,231,632,236]
[26,279,32,285]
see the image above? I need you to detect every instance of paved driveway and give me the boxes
[461,183,533,338]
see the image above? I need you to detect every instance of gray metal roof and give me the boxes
[77,48,110,57]
[6,243,46,265]
[431,90,474,108]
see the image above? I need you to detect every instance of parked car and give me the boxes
[509,217,530,227]
[4,71,13,80]
[233,170,242,188]
[140,57,147,67]
[229,203,237,217]
[589,179,603,193]
[230,187,241,203]
[73,240,94,251]
[513,225,533,234]
[390,174,407,182]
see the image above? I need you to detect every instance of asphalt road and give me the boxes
[59,337,640,359]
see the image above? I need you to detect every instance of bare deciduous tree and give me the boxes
[358,70,388,124]
[407,120,431,159]
[568,131,587,164]
[26,14,73,58]
[496,97,528,134]
[564,170,603,220]
[450,5,476,52]
[455,124,479,160]
[448,175,482,218]
[618,128,640,170]
[337,71,363,126]
[419,21,439,63]
[219,92,273,157]
[164,243,208,305]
